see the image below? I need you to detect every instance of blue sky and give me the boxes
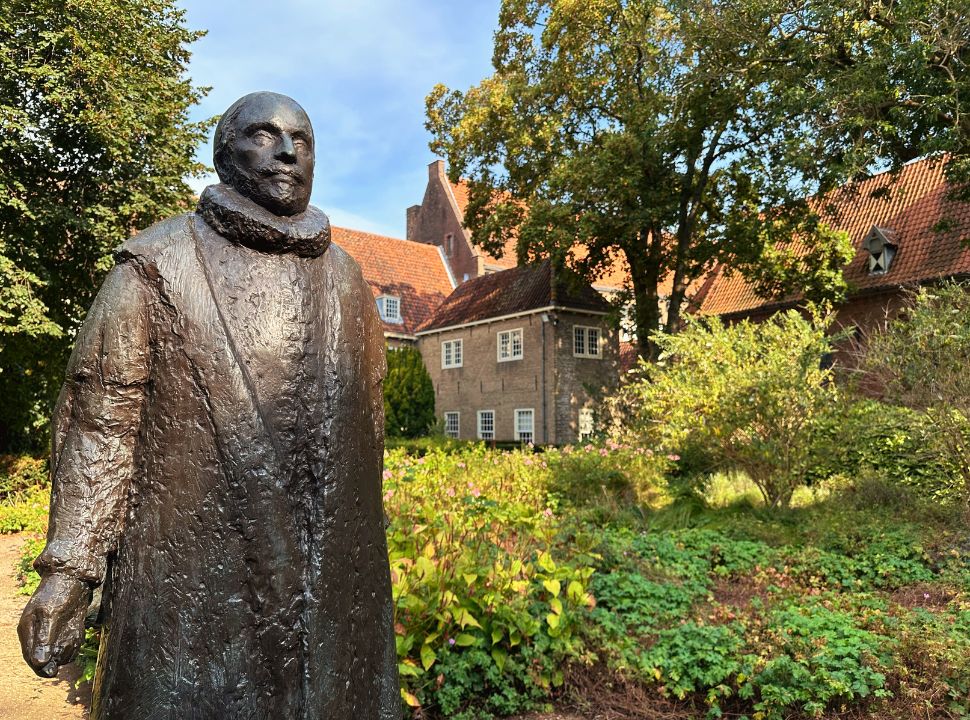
[177,0,500,237]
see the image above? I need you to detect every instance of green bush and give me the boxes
[811,399,962,501]
[860,282,970,513]
[384,346,436,438]
[0,454,49,534]
[609,309,842,508]
[383,445,598,714]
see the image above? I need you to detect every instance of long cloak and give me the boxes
[35,186,401,719]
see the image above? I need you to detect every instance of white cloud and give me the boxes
[177,0,499,236]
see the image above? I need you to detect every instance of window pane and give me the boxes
[454,340,462,365]
[512,330,522,358]
[515,409,534,443]
[443,342,452,366]
[478,410,494,440]
[499,332,509,359]
[588,328,600,356]
[574,327,585,355]
[445,412,460,438]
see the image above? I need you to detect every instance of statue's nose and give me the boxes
[276,134,297,162]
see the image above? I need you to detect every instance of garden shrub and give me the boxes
[382,445,597,715]
[0,454,49,534]
[609,309,843,508]
[860,282,970,513]
[384,346,436,438]
[811,399,962,500]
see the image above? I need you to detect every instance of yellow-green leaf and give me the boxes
[491,647,508,672]
[455,633,477,647]
[420,644,436,671]
[542,579,561,597]
[546,613,560,629]
[401,689,420,707]
[549,597,563,616]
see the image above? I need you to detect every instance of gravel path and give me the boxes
[0,533,89,720]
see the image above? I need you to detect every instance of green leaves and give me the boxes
[610,309,842,508]
[383,445,595,714]
[384,346,436,438]
[0,0,213,449]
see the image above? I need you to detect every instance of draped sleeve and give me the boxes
[35,260,152,585]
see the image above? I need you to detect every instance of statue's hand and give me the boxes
[18,573,90,678]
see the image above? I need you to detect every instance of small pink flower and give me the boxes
[448,638,456,646]
[457,462,466,469]
[446,487,456,497]
[417,457,426,465]
[383,490,394,501]
[599,448,608,456]
[540,461,547,469]
[667,454,680,461]
[583,444,594,453]
[543,508,553,517]
[471,487,481,497]
[382,469,393,480]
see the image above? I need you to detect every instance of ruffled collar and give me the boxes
[197,184,331,258]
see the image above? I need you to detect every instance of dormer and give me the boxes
[862,225,898,275]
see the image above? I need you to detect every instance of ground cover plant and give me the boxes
[5,441,969,719]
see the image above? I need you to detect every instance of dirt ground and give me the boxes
[0,533,89,720]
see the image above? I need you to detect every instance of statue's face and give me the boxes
[222,94,315,216]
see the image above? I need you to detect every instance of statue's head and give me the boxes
[214,92,314,217]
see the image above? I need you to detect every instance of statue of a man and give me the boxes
[19,91,401,720]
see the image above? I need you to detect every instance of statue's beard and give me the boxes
[225,164,312,217]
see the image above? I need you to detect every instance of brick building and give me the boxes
[406,160,519,283]
[415,262,620,444]
[332,226,455,347]
[696,157,970,336]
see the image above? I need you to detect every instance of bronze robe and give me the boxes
[36,188,400,719]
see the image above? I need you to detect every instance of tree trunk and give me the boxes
[624,229,663,360]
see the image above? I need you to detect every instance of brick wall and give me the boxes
[552,311,621,444]
[418,312,554,442]
[417,309,619,444]
[406,160,481,283]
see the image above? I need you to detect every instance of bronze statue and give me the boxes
[18,91,401,719]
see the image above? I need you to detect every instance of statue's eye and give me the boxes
[293,137,309,151]
[250,129,275,145]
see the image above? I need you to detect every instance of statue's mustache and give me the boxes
[254,165,306,184]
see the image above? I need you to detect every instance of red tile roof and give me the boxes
[417,261,610,333]
[699,156,970,317]
[332,226,455,336]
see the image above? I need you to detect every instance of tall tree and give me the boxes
[426,0,970,358]
[0,0,212,449]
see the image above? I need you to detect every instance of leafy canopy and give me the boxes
[426,0,970,356]
[0,0,212,449]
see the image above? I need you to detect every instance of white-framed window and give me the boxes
[514,408,534,444]
[444,412,460,439]
[377,295,403,324]
[573,325,602,358]
[578,407,595,441]
[477,410,495,440]
[497,328,524,362]
[442,339,463,369]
